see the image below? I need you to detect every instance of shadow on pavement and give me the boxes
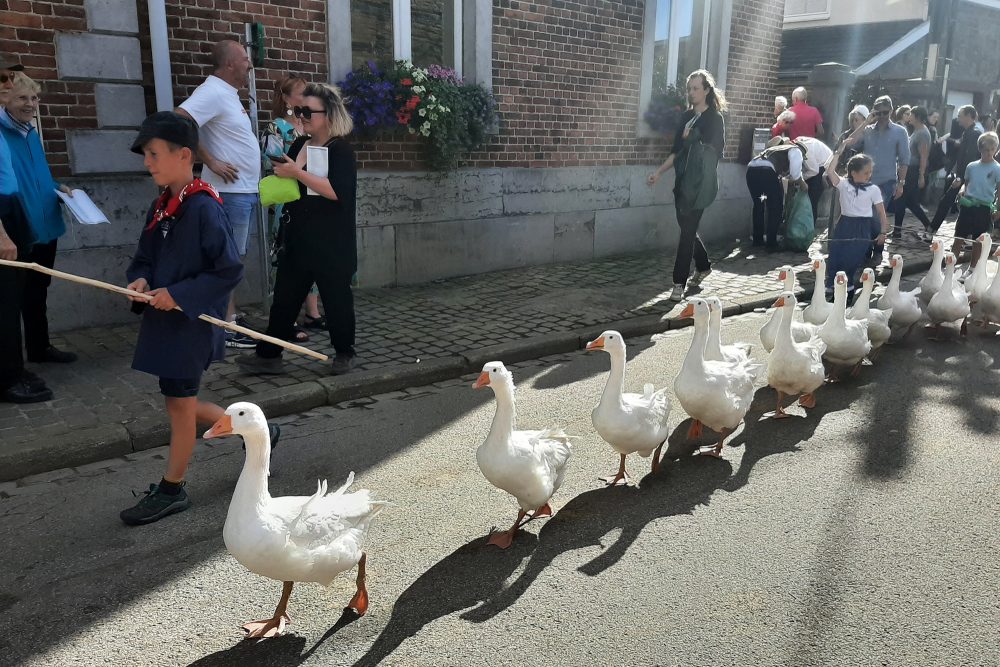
[456,456,731,623]
[350,535,539,667]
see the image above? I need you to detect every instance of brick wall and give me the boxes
[725,0,786,152]
[13,0,783,175]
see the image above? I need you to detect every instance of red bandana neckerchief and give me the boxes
[145,179,222,233]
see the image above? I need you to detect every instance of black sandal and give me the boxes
[302,315,326,329]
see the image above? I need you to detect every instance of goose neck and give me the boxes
[776,303,795,346]
[599,349,626,409]
[683,318,709,372]
[486,381,516,445]
[233,430,272,504]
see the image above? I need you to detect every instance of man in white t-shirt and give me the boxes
[796,136,833,225]
[175,39,260,348]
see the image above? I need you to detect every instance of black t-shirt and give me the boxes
[671,107,725,158]
[283,136,358,274]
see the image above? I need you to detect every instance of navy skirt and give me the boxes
[826,215,880,290]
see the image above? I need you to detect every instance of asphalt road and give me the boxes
[2,296,999,667]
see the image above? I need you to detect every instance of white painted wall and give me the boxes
[784,0,927,29]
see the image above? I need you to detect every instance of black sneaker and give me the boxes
[331,353,356,375]
[27,345,77,363]
[235,353,286,375]
[1,376,53,403]
[225,330,257,349]
[120,483,191,526]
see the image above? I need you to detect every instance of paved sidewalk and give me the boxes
[0,215,949,482]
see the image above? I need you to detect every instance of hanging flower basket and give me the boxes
[338,60,498,171]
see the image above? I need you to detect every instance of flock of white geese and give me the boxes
[201,234,1000,640]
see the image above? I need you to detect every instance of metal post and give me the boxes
[245,23,272,310]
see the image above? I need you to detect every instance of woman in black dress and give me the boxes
[237,83,359,375]
[647,69,727,302]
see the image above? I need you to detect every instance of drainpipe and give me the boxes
[147,0,173,111]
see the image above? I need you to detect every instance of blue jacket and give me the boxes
[0,111,64,245]
[0,131,17,196]
[126,192,243,379]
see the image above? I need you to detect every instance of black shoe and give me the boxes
[27,345,77,363]
[235,353,286,375]
[120,483,191,526]
[331,353,356,375]
[1,376,53,403]
[225,331,257,349]
[20,369,47,391]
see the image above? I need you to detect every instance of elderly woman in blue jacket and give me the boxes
[0,74,76,363]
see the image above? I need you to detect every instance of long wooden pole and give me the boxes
[0,258,329,362]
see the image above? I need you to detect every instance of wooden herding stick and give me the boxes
[0,258,329,362]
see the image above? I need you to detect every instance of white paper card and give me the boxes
[305,146,328,196]
[56,189,110,225]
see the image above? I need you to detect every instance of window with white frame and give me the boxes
[784,0,830,22]
[350,0,463,73]
[652,0,712,94]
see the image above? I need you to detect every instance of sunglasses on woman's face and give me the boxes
[292,106,325,119]
[0,74,13,84]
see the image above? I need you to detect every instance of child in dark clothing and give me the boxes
[119,112,250,526]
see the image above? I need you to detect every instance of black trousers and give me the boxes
[929,175,961,233]
[894,176,932,234]
[257,252,355,358]
[20,239,57,358]
[746,166,784,247]
[673,207,710,286]
[806,167,825,224]
[0,196,29,389]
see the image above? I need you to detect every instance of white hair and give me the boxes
[778,109,796,124]
[792,86,807,102]
[775,96,788,109]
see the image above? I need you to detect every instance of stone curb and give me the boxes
[2,258,932,483]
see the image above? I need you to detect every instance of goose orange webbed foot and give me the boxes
[345,552,369,616]
[242,613,290,640]
[600,454,633,486]
[687,419,703,440]
[486,528,517,549]
[798,392,816,409]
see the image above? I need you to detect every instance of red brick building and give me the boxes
[4,0,784,329]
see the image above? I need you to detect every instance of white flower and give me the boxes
[422,121,430,129]
[408,126,416,134]
[418,108,426,117]
[413,85,425,94]
[420,126,431,136]
[429,95,436,102]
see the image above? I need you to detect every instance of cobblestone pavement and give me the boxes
[0,213,954,471]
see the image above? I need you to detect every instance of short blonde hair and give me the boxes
[10,72,40,95]
[979,131,999,153]
[302,82,353,138]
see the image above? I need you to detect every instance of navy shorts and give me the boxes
[158,376,201,398]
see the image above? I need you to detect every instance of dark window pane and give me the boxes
[352,0,393,69]
[412,0,456,67]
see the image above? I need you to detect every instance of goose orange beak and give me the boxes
[678,303,695,319]
[203,414,233,439]
[472,372,491,389]
[773,296,786,308]
[585,336,605,351]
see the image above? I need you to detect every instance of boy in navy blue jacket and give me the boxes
[119,112,250,525]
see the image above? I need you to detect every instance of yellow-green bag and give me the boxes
[259,175,300,207]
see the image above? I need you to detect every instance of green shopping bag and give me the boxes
[259,175,301,207]
[784,190,815,252]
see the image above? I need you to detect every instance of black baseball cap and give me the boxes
[130,111,199,154]
[0,56,23,71]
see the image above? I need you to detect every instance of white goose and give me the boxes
[586,331,671,484]
[802,257,834,325]
[963,232,993,303]
[819,271,871,376]
[849,268,893,355]
[974,247,1000,326]
[760,266,818,352]
[877,254,922,340]
[766,292,826,417]
[473,362,573,548]
[919,239,945,306]
[676,298,762,458]
[705,296,753,363]
[204,402,387,639]
[926,252,970,338]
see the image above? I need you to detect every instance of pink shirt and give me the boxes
[788,102,823,139]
